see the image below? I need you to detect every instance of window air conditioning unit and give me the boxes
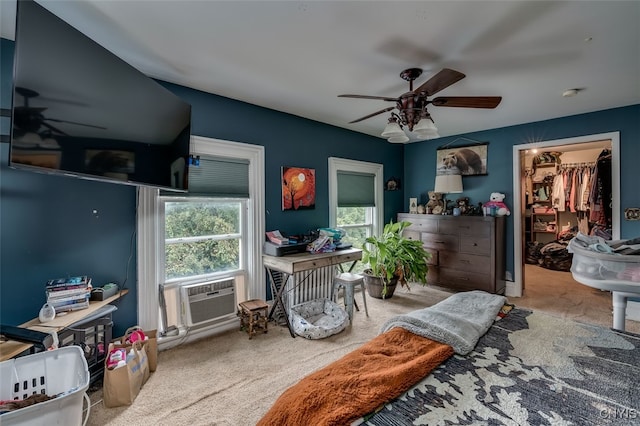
[181,278,236,327]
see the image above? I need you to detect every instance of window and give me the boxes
[162,199,244,281]
[328,157,384,271]
[138,136,264,342]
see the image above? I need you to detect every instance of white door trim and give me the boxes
[510,132,620,297]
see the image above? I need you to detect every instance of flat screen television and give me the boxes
[9,0,191,191]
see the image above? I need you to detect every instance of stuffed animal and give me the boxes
[483,192,511,216]
[426,191,444,214]
[456,197,470,215]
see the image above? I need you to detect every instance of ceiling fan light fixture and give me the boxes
[387,133,410,143]
[381,119,404,138]
[413,117,437,132]
[39,135,60,149]
[15,131,42,148]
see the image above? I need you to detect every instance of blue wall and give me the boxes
[404,104,640,277]
[0,38,404,332]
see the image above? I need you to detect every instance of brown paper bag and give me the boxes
[103,341,149,408]
[119,326,158,372]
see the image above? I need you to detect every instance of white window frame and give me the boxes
[328,157,384,236]
[137,136,264,333]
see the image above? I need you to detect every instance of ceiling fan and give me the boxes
[11,87,106,138]
[338,68,501,142]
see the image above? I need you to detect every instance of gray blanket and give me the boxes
[380,290,507,355]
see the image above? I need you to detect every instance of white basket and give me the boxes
[0,346,89,426]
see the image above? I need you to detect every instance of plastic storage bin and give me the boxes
[0,346,90,426]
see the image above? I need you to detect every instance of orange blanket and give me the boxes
[258,328,454,426]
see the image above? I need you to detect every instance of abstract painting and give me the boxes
[282,166,316,210]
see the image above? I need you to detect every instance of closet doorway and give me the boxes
[511,132,620,298]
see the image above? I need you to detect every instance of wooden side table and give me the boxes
[238,299,269,339]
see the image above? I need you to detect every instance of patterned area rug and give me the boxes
[365,308,640,426]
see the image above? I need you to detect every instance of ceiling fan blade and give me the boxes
[349,106,396,124]
[414,68,466,96]
[431,96,502,109]
[45,117,107,129]
[338,94,398,102]
[41,121,68,136]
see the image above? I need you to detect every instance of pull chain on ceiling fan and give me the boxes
[338,68,501,143]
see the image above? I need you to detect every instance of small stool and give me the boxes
[331,273,368,321]
[238,299,269,339]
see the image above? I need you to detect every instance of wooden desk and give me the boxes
[263,248,362,337]
[0,290,128,361]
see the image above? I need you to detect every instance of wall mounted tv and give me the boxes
[9,0,191,191]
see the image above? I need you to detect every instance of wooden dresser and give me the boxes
[397,213,506,294]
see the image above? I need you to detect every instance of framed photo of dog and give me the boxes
[436,143,488,176]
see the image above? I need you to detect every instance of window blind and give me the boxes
[337,171,375,207]
[163,155,249,198]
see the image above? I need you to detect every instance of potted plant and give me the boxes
[361,220,431,299]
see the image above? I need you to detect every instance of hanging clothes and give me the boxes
[552,173,565,211]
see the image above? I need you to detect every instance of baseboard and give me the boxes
[626,301,640,322]
[158,317,239,351]
[505,280,521,298]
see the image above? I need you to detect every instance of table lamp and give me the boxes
[434,173,463,214]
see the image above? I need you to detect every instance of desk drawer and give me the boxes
[438,251,490,274]
[292,256,333,273]
[333,251,362,266]
[421,233,458,251]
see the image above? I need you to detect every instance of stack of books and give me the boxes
[45,275,92,313]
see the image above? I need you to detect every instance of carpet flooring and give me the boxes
[85,269,639,425]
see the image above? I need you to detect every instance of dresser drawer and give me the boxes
[402,230,421,242]
[438,251,490,274]
[399,216,438,233]
[424,248,438,266]
[439,218,490,237]
[421,233,459,251]
[438,268,493,292]
[459,237,491,255]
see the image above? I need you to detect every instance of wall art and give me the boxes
[282,166,316,210]
[436,143,488,176]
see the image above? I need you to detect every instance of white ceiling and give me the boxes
[2,0,639,142]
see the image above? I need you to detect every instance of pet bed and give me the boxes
[289,298,349,339]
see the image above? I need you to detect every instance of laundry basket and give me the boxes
[0,346,90,426]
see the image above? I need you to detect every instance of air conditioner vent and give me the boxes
[186,278,234,297]
[182,278,237,327]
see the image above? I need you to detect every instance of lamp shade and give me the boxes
[387,133,410,143]
[434,174,463,194]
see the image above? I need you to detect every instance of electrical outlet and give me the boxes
[624,208,640,221]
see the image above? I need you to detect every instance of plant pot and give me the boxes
[363,273,398,299]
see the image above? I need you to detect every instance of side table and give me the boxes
[238,299,269,339]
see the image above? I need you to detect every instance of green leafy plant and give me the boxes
[362,220,431,296]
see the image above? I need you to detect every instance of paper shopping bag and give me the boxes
[102,341,149,408]
[117,326,158,372]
